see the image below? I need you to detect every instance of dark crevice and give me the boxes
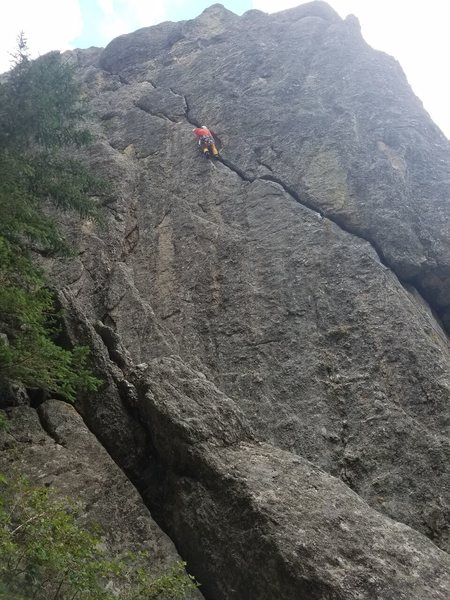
[36,403,63,445]
[219,158,391,268]
[218,156,253,182]
[165,87,192,123]
[183,94,197,126]
[257,159,273,172]
[123,224,140,258]
[94,321,129,369]
[28,388,48,409]
[410,277,450,334]
[215,157,449,339]
[133,101,180,123]
[101,313,117,330]
[73,373,197,586]
[154,207,172,228]
[165,85,447,337]
[161,308,181,320]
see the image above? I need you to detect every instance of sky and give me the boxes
[1,1,449,138]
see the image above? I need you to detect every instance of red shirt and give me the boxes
[193,127,212,138]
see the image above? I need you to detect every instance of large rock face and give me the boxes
[26,1,450,597]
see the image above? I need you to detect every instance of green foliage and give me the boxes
[0,34,104,254]
[0,35,104,400]
[0,234,99,401]
[0,473,198,599]
[1,34,91,151]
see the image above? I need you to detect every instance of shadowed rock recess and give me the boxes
[3,1,450,598]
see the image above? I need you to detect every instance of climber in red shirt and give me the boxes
[193,126,220,159]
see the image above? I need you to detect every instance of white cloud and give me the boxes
[97,0,115,15]
[0,0,83,73]
[0,0,169,74]
[252,0,296,11]
[96,0,168,44]
[125,0,167,23]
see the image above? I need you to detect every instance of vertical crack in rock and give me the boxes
[218,156,448,342]
[183,94,193,124]
[0,400,199,599]
[133,100,180,123]
[152,81,448,336]
[35,403,63,445]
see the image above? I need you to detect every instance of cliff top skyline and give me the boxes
[1,0,449,138]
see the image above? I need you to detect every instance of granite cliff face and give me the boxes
[2,2,450,598]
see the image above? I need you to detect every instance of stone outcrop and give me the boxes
[8,1,450,598]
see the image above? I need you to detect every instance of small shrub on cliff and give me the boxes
[0,473,198,599]
[0,35,104,400]
[0,238,98,401]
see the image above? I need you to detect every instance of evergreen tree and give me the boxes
[0,36,102,400]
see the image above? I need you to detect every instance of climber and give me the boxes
[192,126,220,159]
